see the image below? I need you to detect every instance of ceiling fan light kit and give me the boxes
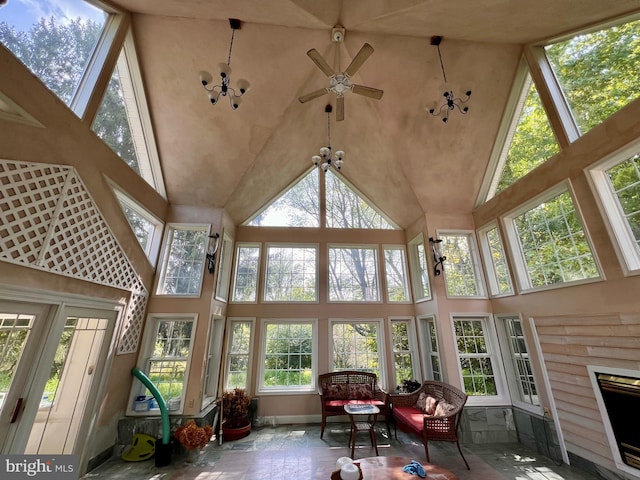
[199,18,250,110]
[428,35,472,123]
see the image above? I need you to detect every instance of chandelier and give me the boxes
[199,19,250,110]
[311,105,345,172]
[428,36,471,123]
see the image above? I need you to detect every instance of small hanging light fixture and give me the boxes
[428,36,471,123]
[199,18,250,110]
[311,104,345,172]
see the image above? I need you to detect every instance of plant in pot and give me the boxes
[221,388,252,441]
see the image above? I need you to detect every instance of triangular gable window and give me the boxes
[326,170,397,229]
[247,170,320,227]
[245,169,398,229]
[494,71,559,194]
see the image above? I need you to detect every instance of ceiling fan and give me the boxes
[298,31,384,121]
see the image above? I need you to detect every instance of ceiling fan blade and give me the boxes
[344,43,374,77]
[306,48,335,77]
[352,84,384,100]
[336,96,345,121]
[298,88,329,103]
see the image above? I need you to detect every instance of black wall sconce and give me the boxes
[206,233,220,275]
[429,237,447,276]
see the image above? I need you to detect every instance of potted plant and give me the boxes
[221,388,252,441]
[174,419,213,462]
[397,379,421,393]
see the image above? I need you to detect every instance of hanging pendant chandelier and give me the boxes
[311,104,345,172]
[199,18,250,110]
[428,36,471,123]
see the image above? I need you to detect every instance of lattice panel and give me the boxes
[0,161,69,264]
[0,159,148,354]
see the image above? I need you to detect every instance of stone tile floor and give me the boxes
[82,423,601,480]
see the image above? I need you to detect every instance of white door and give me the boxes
[0,301,117,458]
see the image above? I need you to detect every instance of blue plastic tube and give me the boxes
[131,367,170,444]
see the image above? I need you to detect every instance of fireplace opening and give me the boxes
[595,372,640,470]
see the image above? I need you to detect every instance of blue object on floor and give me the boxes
[402,460,426,478]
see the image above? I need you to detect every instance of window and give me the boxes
[225,318,254,390]
[133,315,196,414]
[452,316,507,403]
[495,68,559,196]
[477,224,514,296]
[91,34,165,195]
[544,18,640,136]
[505,186,600,291]
[258,319,317,393]
[589,147,640,273]
[215,232,234,302]
[390,318,418,390]
[231,243,261,303]
[0,0,108,108]
[326,171,397,229]
[246,170,319,227]
[328,246,380,302]
[264,244,318,302]
[331,320,384,384]
[383,246,411,303]
[244,168,398,229]
[112,186,163,264]
[418,315,442,381]
[156,225,208,296]
[407,234,431,302]
[202,315,225,408]
[496,315,540,410]
[440,232,486,298]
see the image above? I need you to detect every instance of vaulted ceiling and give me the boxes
[108,0,640,228]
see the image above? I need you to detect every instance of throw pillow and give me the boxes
[425,395,438,415]
[348,383,373,400]
[435,400,456,417]
[323,383,348,399]
[414,392,428,412]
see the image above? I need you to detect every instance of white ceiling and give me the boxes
[108,0,640,227]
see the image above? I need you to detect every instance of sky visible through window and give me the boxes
[1,0,104,32]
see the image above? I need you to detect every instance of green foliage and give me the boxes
[497,81,559,192]
[545,20,640,133]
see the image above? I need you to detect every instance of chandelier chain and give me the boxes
[227,28,235,66]
[436,44,447,83]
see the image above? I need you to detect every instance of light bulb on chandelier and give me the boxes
[311,105,345,172]
[199,19,250,110]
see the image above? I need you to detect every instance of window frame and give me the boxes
[224,317,255,392]
[110,182,164,266]
[230,242,262,304]
[256,318,318,395]
[450,314,510,406]
[495,314,542,414]
[439,230,487,299]
[202,314,225,409]
[214,231,235,303]
[417,314,442,382]
[382,245,412,304]
[329,318,387,389]
[388,316,420,391]
[407,234,432,303]
[155,223,209,297]
[476,222,514,297]
[262,243,319,303]
[128,313,198,416]
[501,182,602,293]
[587,140,640,275]
[327,244,382,303]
